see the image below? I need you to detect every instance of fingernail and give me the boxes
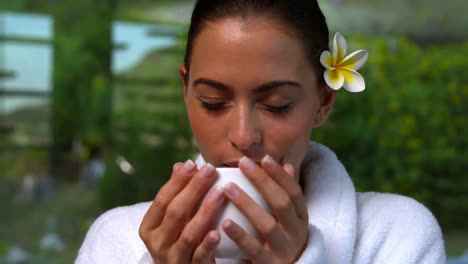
[183,159,196,173]
[284,164,294,176]
[208,186,224,203]
[209,232,220,244]
[239,156,255,173]
[262,155,276,168]
[222,219,236,234]
[199,163,215,178]
[173,162,183,171]
[224,182,240,198]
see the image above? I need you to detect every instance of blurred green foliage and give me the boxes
[314,35,468,229]
[319,0,467,44]
[51,0,114,179]
[99,42,197,209]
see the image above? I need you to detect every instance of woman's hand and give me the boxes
[139,160,225,264]
[222,155,309,264]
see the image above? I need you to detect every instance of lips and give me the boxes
[222,159,262,168]
[222,161,239,168]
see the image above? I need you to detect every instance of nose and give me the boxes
[228,104,261,151]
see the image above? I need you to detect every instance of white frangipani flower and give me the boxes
[320,32,368,92]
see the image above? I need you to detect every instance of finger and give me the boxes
[222,219,270,263]
[176,186,225,253]
[192,230,220,264]
[140,162,184,232]
[239,156,299,227]
[262,155,308,221]
[140,160,197,233]
[224,182,287,255]
[158,163,216,245]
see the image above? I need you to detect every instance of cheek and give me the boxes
[187,105,209,143]
[186,102,225,153]
[263,108,315,165]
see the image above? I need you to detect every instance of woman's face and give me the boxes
[180,17,335,180]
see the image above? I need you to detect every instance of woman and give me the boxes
[76,0,446,263]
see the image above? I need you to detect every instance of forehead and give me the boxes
[189,17,316,87]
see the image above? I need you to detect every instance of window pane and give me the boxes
[112,21,177,77]
[1,43,52,92]
[0,11,52,40]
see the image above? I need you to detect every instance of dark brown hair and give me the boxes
[183,0,329,84]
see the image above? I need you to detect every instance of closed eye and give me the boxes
[262,104,291,114]
[199,101,227,111]
[197,98,293,114]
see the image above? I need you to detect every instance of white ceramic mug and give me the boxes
[206,168,271,259]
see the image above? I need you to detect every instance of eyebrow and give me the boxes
[192,78,303,93]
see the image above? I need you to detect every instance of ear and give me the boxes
[179,64,189,101]
[313,84,337,128]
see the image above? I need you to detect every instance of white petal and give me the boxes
[320,50,334,70]
[324,69,344,90]
[333,32,347,65]
[341,68,365,92]
[338,50,368,71]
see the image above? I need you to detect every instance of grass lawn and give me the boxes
[0,183,103,263]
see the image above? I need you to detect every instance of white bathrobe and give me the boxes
[76,142,446,263]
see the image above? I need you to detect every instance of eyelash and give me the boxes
[264,104,291,114]
[199,101,291,114]
[200,101,227,110]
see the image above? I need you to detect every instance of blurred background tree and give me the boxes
[50,0,115,181]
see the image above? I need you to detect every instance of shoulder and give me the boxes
[83,201,152,241]
[76,201,152,263]
[354,192,446,263]
[356,192,440,231]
